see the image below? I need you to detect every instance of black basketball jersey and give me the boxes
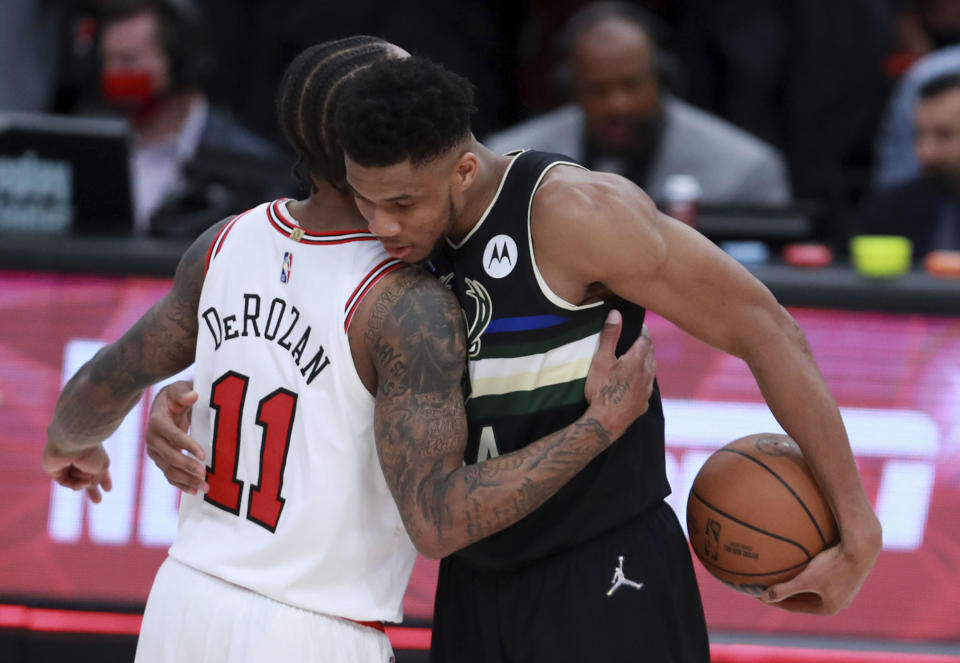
[428,150,671,570]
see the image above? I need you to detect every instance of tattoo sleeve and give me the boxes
[365,267,616,559]
[47,219,228,452]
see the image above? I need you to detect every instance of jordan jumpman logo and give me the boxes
[606,556,644,596]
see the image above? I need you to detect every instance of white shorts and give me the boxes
[135,557,395,663]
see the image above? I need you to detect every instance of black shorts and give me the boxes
[430,501,710,663]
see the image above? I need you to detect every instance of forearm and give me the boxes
[48,354,145,452]
[422,412,616,558]
[47,222,212,456]
[49,302,196,452]
[746,315,879,542]
[746,323,882,612]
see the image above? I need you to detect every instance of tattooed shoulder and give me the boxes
[364,266,467,391]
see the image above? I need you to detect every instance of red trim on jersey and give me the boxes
[204,209,251,274]
[344,258,400,312]
[268,199,379,244]
[343,259,405,332]
[348,618,386,633]
[204,219,231,274]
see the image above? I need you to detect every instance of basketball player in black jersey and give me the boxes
[332,56,882,662]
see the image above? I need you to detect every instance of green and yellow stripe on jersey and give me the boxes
[465,315,602,421]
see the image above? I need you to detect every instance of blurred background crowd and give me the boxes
[3,0,960,267]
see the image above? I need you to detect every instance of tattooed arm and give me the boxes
[42,219,229,501]
[352,266,655,559]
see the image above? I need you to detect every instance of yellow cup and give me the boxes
[849,235,913,278]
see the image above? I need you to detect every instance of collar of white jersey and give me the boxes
[266,198,378,244]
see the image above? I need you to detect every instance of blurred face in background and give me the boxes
[914,87,960,192]
[571,18,660,154]
[99,11,172,110]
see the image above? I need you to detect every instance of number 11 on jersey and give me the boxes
[205,371,297,532]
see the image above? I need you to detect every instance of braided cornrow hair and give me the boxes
[276,36,394,193]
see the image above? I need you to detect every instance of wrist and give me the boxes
[837,504,882,559]
[45,423,100,457]
[581,406,624,445]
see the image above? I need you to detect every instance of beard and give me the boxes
[447,190,459,233]
[420,191,459,265]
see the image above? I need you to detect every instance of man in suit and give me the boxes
[484,2,792,207]
[96,0,285,235]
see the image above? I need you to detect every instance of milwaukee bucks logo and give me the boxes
[463,277,492,358]
[435,273,492,358]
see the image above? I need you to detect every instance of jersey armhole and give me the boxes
[527,162,604,311]
[343,258,405,333]
[203,209,254,275]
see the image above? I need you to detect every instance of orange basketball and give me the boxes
[686,433,838,596]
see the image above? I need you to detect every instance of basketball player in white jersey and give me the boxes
[42,37,657,662]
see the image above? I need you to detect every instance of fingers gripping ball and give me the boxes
[686,434,838,596]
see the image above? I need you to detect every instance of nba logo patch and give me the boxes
[280,251,293,283]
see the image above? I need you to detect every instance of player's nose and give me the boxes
[368,207,402,238]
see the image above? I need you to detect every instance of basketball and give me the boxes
[686,433,838,596]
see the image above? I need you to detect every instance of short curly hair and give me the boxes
[334,56,476,168]
[275,36,395,193]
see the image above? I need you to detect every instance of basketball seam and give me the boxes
[717,448,829,548]
[690,489,812,559]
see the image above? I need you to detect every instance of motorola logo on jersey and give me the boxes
[482,234,518,278]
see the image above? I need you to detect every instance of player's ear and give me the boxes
[451,151,478,192]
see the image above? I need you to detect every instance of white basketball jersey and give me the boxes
[168,199,416,623]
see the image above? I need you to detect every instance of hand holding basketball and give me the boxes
[760,501,882,615]
[687,433,881,615]
[686,434,834,595]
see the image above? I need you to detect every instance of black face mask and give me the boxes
[586,111,663,158]
[929,30,960,50]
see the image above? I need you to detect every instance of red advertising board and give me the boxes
[1,271,958,640]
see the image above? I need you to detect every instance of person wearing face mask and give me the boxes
[484,2,792,209]
[97,0,284,235]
